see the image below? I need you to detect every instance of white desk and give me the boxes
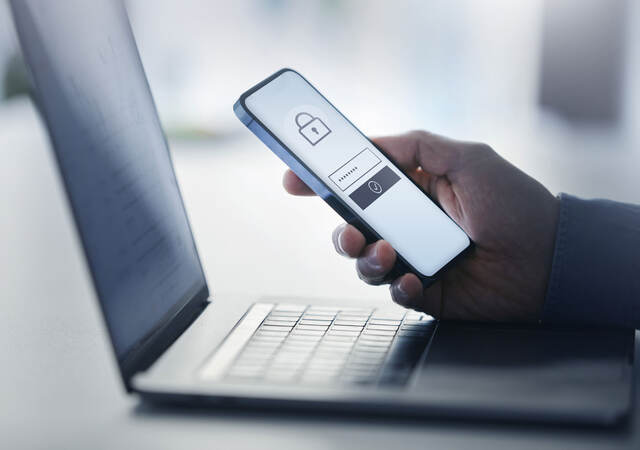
[1,100,638,449]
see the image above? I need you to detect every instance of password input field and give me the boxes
[329,148,381,191]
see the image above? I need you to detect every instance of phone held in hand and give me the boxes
[234,68,471,287]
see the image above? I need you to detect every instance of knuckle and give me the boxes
[460,142,495,166]
[470,142,494,157]
[409,129,430,142]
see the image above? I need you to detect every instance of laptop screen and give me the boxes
[11,0,207,359]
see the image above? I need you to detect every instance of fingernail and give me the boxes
[332,224,348,256]
[361,243,384,273]
[390,278,410,306]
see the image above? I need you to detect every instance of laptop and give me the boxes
[11,0,635,425]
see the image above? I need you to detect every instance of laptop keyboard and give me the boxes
[224,303,436,387]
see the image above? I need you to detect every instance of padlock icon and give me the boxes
[295,112,331,146]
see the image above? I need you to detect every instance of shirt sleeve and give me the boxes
[543,193,640,329]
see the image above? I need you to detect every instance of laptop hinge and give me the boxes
[119,285,210,391]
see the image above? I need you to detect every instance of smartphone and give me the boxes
[234,68,471,286]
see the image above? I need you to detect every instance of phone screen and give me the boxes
[244,70,470,277]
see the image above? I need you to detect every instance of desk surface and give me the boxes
[1,100,638,449]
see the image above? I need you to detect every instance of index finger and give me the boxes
[373,130,463,176]
[283,170,316,196]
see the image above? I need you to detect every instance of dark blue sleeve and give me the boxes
[543,194,640,329]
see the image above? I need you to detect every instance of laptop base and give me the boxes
[133,294,635,426]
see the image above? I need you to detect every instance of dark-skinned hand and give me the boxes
[283,131,558,321]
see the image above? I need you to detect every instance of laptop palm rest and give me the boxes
[414,323,634,423]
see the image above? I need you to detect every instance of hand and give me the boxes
[283,131,559,322]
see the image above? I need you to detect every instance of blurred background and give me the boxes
[1,0,639,299]
[2,0,639,193]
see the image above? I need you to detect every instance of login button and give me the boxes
[349,166,400,210]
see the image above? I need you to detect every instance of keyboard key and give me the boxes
[313,357,351,366]
[265,316,300,324]
[369,319,402,326]
[260,324,294,331]
[268,311,303,318]
[305,363,343,372]
[354,349,389,357]
[349,353,386,363]
[287,334,323,342]
[336,309,371,315]
[369,313,404,321]
[317,338,355,347]
[354,343,389,352]
[359,334,394,342]
[307,360,344,369]
[292,329,326,336]
[303,310,336,317]
[327,330,361,337]
[331,324,364,332]
[295,324,329,331]
[270,361,307,372]
[307,361,345,370]
[362,329,396,336]
[299,319,333,326]
[315,344,352,353]
[353,346,388,354]
[333,319,367,326]
[285,335,322,343]
[317,351,353,360]
[316,347,353,356]
[271,354,308,369]
[400,320,434,327]
[266,316,300,323]
[283,356,309,366]
[323,333,358,341]
[336,314,370,322]
[347,358,382,368]
[366,324,398,331]
[315,351,352,360]
[281,345,319,354]
[300,316,333,325]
